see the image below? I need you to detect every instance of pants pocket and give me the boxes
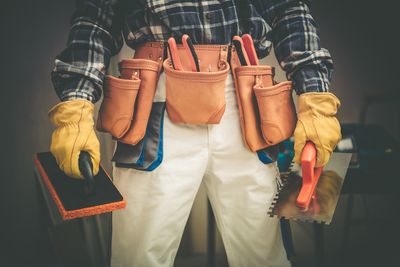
[118,59,161,145]
[254,81,296,145]
[163,59,229,124]
[96,75,141,139]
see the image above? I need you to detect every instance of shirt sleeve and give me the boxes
[257,0,333,94]
[51,0,124,103]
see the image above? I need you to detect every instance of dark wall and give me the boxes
[311,1,399,135]
[1,1,75,266]
[1,1,398,266]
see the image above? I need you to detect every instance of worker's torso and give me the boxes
[119,0,273,56]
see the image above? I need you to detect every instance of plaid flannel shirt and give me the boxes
[52,0,333,103]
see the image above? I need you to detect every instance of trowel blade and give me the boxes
[268,152,352,224]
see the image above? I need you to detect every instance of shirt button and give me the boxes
[205,13,212,20]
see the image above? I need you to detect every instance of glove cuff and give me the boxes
[297,92,340,117]
[48,99,95,127]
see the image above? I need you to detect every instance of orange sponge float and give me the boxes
[34,152,126,221]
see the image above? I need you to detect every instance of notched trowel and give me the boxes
[268,142,352,224]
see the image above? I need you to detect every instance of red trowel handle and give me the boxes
[296,142,323,209]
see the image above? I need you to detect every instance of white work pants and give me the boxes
[111,73,291,267]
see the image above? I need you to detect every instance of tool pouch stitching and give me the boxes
[117,58,162,145]
[163,58,230,125]
[229,49,296,151]
[96,44,163,144]
[254,81,297,145]
[96,76,141,139]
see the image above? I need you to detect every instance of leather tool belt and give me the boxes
[96,41,296,153]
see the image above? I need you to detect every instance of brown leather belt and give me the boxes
[133,41,232,72]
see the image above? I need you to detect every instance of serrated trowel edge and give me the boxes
[268,161,295,217]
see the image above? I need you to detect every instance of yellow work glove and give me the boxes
[49,99,100,179]
[294,92,341,167]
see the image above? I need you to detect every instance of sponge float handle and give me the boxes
[79,151,95,195]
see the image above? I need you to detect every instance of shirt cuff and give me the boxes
[291,65,331,94]
[61,91,96,103]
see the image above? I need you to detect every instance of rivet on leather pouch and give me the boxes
[96,75,141,139]
[253,81,297,145]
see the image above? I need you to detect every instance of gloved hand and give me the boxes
[49,99,100,179]
[293,92,341,167]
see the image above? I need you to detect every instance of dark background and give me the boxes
[1,1,399,266]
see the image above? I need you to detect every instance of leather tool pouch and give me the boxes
[96,42,163,144]
[163,60,229,124]
[118,58,160,144]
[163,45,230,124]
[254,81,296,145]
[96,75,141,139]
[230,51,296,152]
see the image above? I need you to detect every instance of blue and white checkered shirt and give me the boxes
[52,0,333,103]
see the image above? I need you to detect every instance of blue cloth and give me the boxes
[113,102,165,171]
[257,145,279,164]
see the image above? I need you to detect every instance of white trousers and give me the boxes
[111,73,291,267]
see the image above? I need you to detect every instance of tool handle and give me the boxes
[232,36,250,66]
[167,37,183,71]
[242,34,259,66]
[182,34,200,72]
[297,142,323,209]
[79,151,95,195]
